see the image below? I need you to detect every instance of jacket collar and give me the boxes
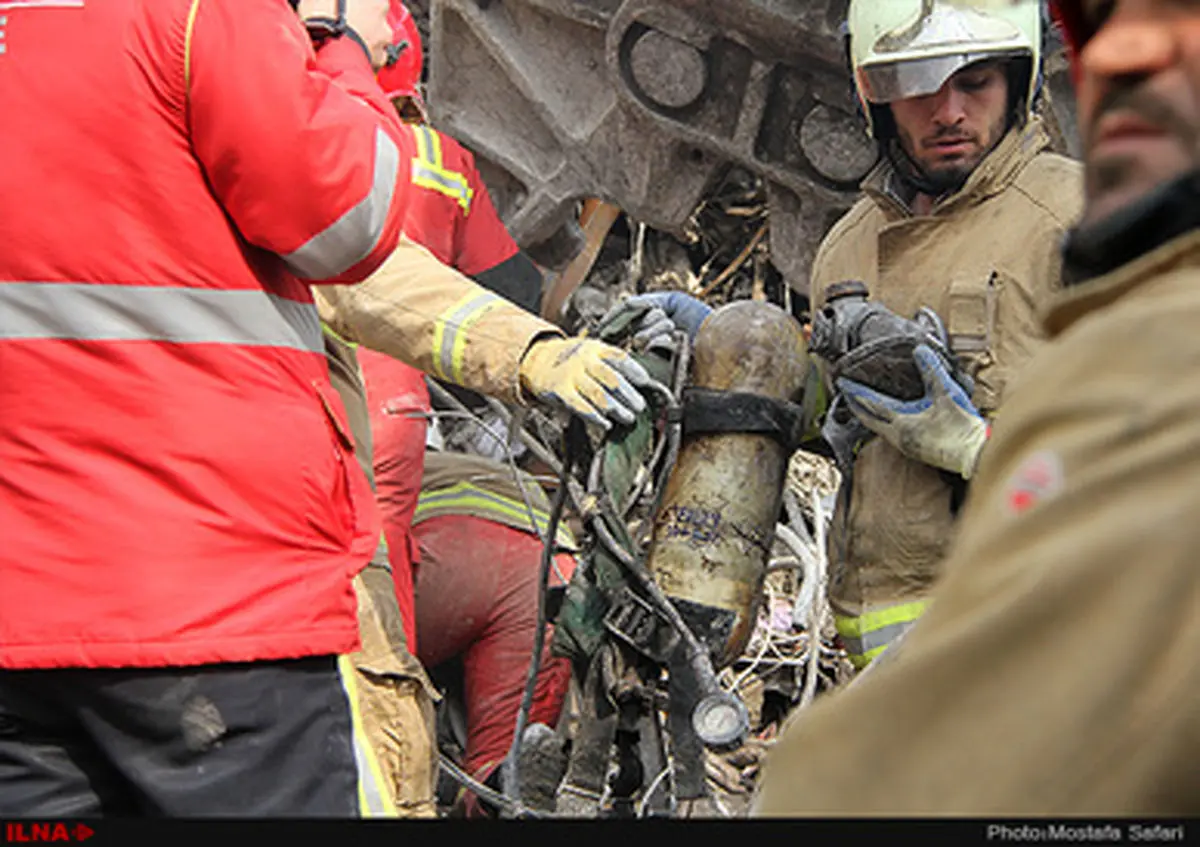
[1044,225,1200,338]
[862,118,1051,219]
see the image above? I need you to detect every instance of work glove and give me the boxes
[838,344,989,479]
[601,291,714,354]
[519,336,653,432]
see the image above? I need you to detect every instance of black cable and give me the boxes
[500,418,578,816]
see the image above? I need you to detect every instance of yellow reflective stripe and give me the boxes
[834,601,928,638]
[415,481,574,545]
[411,126,474,214]
[430,290,505,384]
[337,655,398,818]
[184,0,201,99]
[849,644,889,670]
[415,481,576,547]
[835,601,927,669]
[321,321,358,350]
[371,531,391,572]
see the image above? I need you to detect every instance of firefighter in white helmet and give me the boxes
[610,0,1083,671]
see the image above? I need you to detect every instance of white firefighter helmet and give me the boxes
[847,0,1043,139]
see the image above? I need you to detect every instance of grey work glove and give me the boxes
[838,344,990,479]
[601,291,714,355]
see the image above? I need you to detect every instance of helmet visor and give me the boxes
[857,51,1017,103]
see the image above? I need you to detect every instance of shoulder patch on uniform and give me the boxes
[1004,449,1064,515]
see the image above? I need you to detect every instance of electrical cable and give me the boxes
[500,419,577,815]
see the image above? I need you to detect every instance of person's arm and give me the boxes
[315,238,651,430]
[185,0,412,283]
[452,150,544,315]
[315,238,554,402]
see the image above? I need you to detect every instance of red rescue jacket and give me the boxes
[0,0,414,669]
[401,124,520,276]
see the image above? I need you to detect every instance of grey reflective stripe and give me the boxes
[283,127,401,280]
[416,125,441,165]
[411,163,471,206]
[336,655,396,817]
[414,482,577,549]
[0,282,323,353]
[434,291,504,382]
[351,727,391,816]
[839,619,917,658]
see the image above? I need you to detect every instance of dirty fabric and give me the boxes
[808,119,1083,664]
[314,236,561,408]
[412,515,576,814]
[0,658,358,816]
[754,232,1200,816]
[342,567,440,818]
[323,337,441,817]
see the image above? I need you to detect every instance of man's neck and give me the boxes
[912,192,936,216]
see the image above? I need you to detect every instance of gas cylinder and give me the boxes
[644,300,808,669]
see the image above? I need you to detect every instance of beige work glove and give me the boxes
[518,336,653,431]
[839,344,990,479]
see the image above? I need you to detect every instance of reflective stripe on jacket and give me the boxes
[0,0,413,669]
[414,451,577,550]
[834,601,928,670]
[400,124,519,278]
[810,120,1083,660]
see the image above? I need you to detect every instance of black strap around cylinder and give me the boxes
[680,387,805,450]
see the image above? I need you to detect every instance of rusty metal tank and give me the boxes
[644,299,808,668]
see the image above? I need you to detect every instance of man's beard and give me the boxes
[887,137,978,198]
[913,162,973,196]
[892,108,1009,198]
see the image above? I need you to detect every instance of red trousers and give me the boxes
[412,517,575,785]
[360,348,428,650]
[360,352,576,800]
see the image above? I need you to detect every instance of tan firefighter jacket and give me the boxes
[315,235,562,408]
[753,228,1200,817]
[321,327,438,698]
[415,450,578,551]
[808,118,1083,668]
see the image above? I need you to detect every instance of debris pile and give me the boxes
[547,169,851,817]
[564,166,809,337]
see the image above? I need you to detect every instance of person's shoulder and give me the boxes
[1011,151,1085,226]
[816,196,883,260]
[428,125,479,170]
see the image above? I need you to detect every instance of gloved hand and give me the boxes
[519,336,653,431]
[838,344,989,479]
[601,291,714,354]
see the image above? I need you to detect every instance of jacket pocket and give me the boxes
[946,272,1002,411]
[305,378,360,550]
